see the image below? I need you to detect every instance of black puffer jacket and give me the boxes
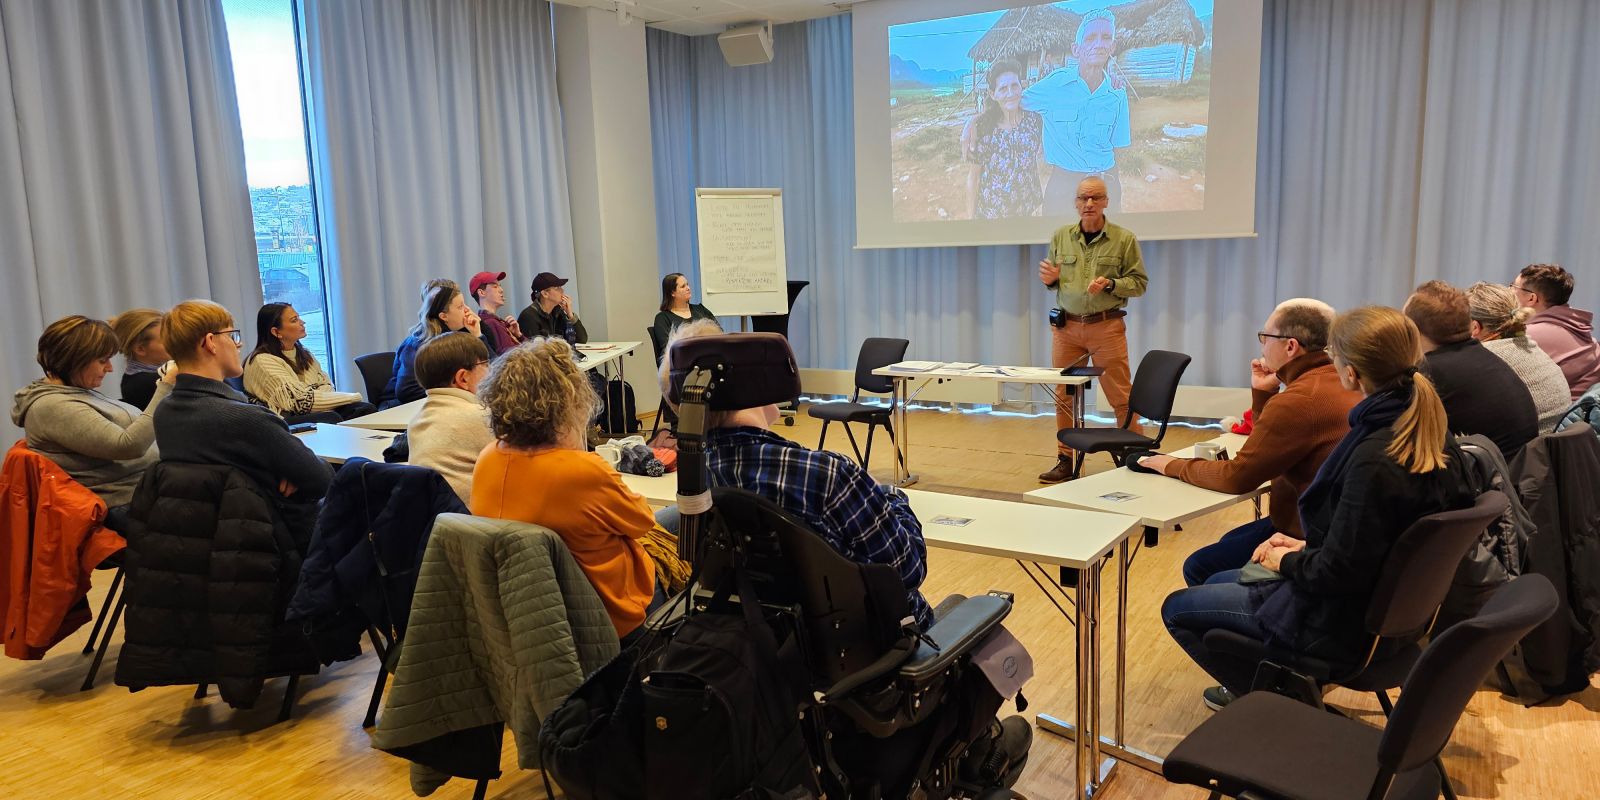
[1507,428,1600,699]
[287,458,466,639]
[114,462,320,709]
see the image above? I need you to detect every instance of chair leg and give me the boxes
[650,398,667,439]
[194,684,208,699]
[80,593,126,692]
[1437,757,1459,800]
[364,636,404,728]
[1071,451,1086,480]
[863,423,877,469]
[472,778,489,800]
[366,625,389,662]
[1375,689,1394,716]
[278,674,300,723]
[82,566,125,655]
[816,419,831,451]
[841,423,866,465]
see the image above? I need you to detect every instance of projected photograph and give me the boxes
[888,0,1212,222]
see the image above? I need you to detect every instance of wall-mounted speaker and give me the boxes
[717,22,773,67]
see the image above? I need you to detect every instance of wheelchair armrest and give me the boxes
[898,594,1011,684]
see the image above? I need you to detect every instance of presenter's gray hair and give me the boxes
[1076,9,1116,44]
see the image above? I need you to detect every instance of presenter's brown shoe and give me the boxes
[1038,455,1075,483]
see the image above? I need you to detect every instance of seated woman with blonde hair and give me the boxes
[110,308,170,411]
[470,338,672,643]
[1466,282,1572,431]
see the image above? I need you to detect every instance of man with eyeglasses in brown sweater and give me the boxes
[1139,299,1361,586]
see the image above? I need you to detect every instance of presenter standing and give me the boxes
[1037,176,1147,484]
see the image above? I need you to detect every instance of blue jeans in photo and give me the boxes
[1182,517,1277,587]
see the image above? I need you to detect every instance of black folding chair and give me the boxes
[354,351,396,403]
[648,327,677,439]
[1204,490,1510,799]
[1055,349,1190,480]
[1165,574,1558,800]
[806,337,909,469]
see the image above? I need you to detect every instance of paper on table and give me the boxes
[577,344,618,352]
[944,362,979,371]
[887,361,943,372]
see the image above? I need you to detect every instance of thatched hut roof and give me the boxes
[966,5,1077,64]
[966,0,1205,64]
[1111,0,1206,51]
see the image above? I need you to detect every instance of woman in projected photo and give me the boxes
[964,59,1044,220]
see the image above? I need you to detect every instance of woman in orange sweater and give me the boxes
[470,338,659,641]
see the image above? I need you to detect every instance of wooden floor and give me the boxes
[2,405,1595,799]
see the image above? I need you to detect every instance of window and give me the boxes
[220,0,332,370]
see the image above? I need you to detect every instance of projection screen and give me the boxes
[853,0,1263,247]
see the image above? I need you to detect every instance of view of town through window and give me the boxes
[221,0,332,370]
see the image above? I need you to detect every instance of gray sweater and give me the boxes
[11,380,174,506]
[153,374,333,499]
[1485,336,1573,432]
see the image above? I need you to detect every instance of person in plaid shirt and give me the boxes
[661,322,933,629]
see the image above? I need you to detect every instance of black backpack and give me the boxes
[540,569,819,800]
[601,378,641,435]
[641,575,819,799]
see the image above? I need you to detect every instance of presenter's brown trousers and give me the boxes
[1051,317,1134,456]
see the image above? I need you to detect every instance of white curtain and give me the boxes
[647,0,1600,389]
[300,0,575,381]
[0,0,260,441]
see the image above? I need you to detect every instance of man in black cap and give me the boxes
[518,272,589,345]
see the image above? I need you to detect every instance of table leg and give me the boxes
[1089,560,1103,782]
[1076,379,1088,429]
[1116,538,1128,746]
[1037,542,1165,782]
[1074,562,1094,799]
[891,377,917,487]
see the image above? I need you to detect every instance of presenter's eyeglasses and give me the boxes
[1076,193,1108,203]
[1257,331,1295,345]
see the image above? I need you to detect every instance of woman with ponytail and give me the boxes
[1162,306,1477,708]
[1467,282,1572,430]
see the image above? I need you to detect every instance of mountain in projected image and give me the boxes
[889,54,968,89]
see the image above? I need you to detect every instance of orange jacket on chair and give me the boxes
[1,440,125,660]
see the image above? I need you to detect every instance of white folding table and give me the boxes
[293,423,397,464]
[905,489,1147,799]
[1024,433,1264,547]
[870,363,1095,487]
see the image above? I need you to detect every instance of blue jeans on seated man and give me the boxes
[1162,569,1267,695]
[1182,517,1277,588]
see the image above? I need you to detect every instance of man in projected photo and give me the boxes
[1022,8,1131,215]
[1036,176,1146,484]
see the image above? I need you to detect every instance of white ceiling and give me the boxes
[551,0,858,38]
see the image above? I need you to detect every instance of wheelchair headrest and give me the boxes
[665,332,801,410]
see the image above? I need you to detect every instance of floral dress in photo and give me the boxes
[969,110,1044,219]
